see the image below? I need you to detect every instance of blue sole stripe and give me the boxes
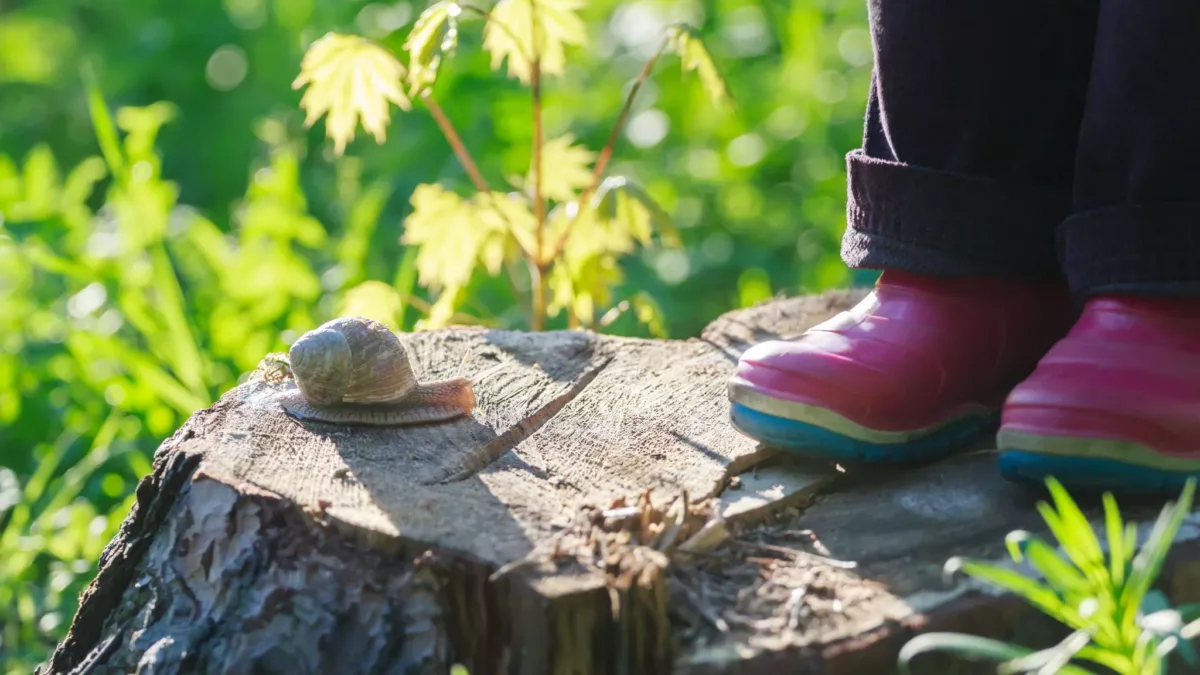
[997,450,1200,495]
[729,403,996,464]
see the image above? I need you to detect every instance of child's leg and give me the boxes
[729,0,1099,462]
[998,0,1200,493]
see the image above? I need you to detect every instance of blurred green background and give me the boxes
[0,0,875,670]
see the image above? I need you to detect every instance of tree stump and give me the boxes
[44,291,1200,675]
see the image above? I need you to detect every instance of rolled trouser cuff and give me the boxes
[1059,204,1200,297]
[840,149,1070,280]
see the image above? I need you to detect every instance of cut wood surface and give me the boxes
[45,289,1200,675]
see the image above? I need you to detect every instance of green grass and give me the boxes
[900,477,1200,675]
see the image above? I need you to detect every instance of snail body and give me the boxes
[278,317,476,426]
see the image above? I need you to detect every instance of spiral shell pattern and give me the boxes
[282,316,475,426]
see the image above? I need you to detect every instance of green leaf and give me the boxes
[402,184,481,291]
[62,156,107,209]
[393,245,420,326]
[631,292,668,337]
[548,245,620,325]
[21,144,61,216]
[482,0,587,84]
[1073,645,1134,674]
[534,134,594,203]
[401,185,527,321]
[593,176,680,248]
[336,179,393,287]
[0,468,19,517]
[1120,479,1196,638]
[404,1,461,95]
[83,65,126,178]
[1043,477,1105,573]
[1103,492,1127,588]
[666,23,734,110]
[954,559,1068,619]
[1020,537,1093,597]
[292,32,412,154]
[339,280,405,331]
[897,633,1096,675]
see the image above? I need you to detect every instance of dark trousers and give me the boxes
[842,0,1200,297]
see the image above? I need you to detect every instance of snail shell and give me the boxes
[279,317,476,426]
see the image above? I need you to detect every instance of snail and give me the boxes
[272,317,477,426]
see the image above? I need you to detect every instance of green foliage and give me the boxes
[1,1,877,670]
[900,478,1200,675]
[292,0,733,332]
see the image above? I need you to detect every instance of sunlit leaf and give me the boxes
[949,557,1068,619]
[547,208,620,324]
[0,468,19,515]
[339,280,405,331]
[483,0,587,84]
[404,1,461,95]
[293,33,412,154]
[401,184,525,296]
[336,179,393,286]
[62,157,107,210]
[593,176,680,248]
[416,283,467,330]
[631,292,667,337]
[534,134,594,203]
[83,66,125,177]
[1103,492,1127,588]
[21,144,61,217]
[666,23,733,110]
[476,191,538,262]
[1120,479,1196,638]
[1042,477,1105,573]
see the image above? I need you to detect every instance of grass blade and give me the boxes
[1103,492,1126,588]
[82,64,126,179]
[956,559,1068,618]
[1120,479,1196,639]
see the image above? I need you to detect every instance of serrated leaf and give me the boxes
[476,191,538,261]
[667,23,733,110]
[404,2,461,95]
[547,208,620,324]
[483,0,587,84]
[402,186,533,322]
[402,183,496,291]
[593,176,680,248]
[534,134,595,203]
[293,33,412,154]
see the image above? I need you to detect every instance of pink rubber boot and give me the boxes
[998,294,1200,493]
[728,271,1074,462]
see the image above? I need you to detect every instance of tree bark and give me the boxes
[44,290,1200,675]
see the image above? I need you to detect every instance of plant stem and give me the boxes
[529,0,547,330]
[529,261,546,331]
[421,92,490,193]
[547,36,670,261]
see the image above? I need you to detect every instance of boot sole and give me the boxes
[729,402,997,464]
[998,431,1200,495]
